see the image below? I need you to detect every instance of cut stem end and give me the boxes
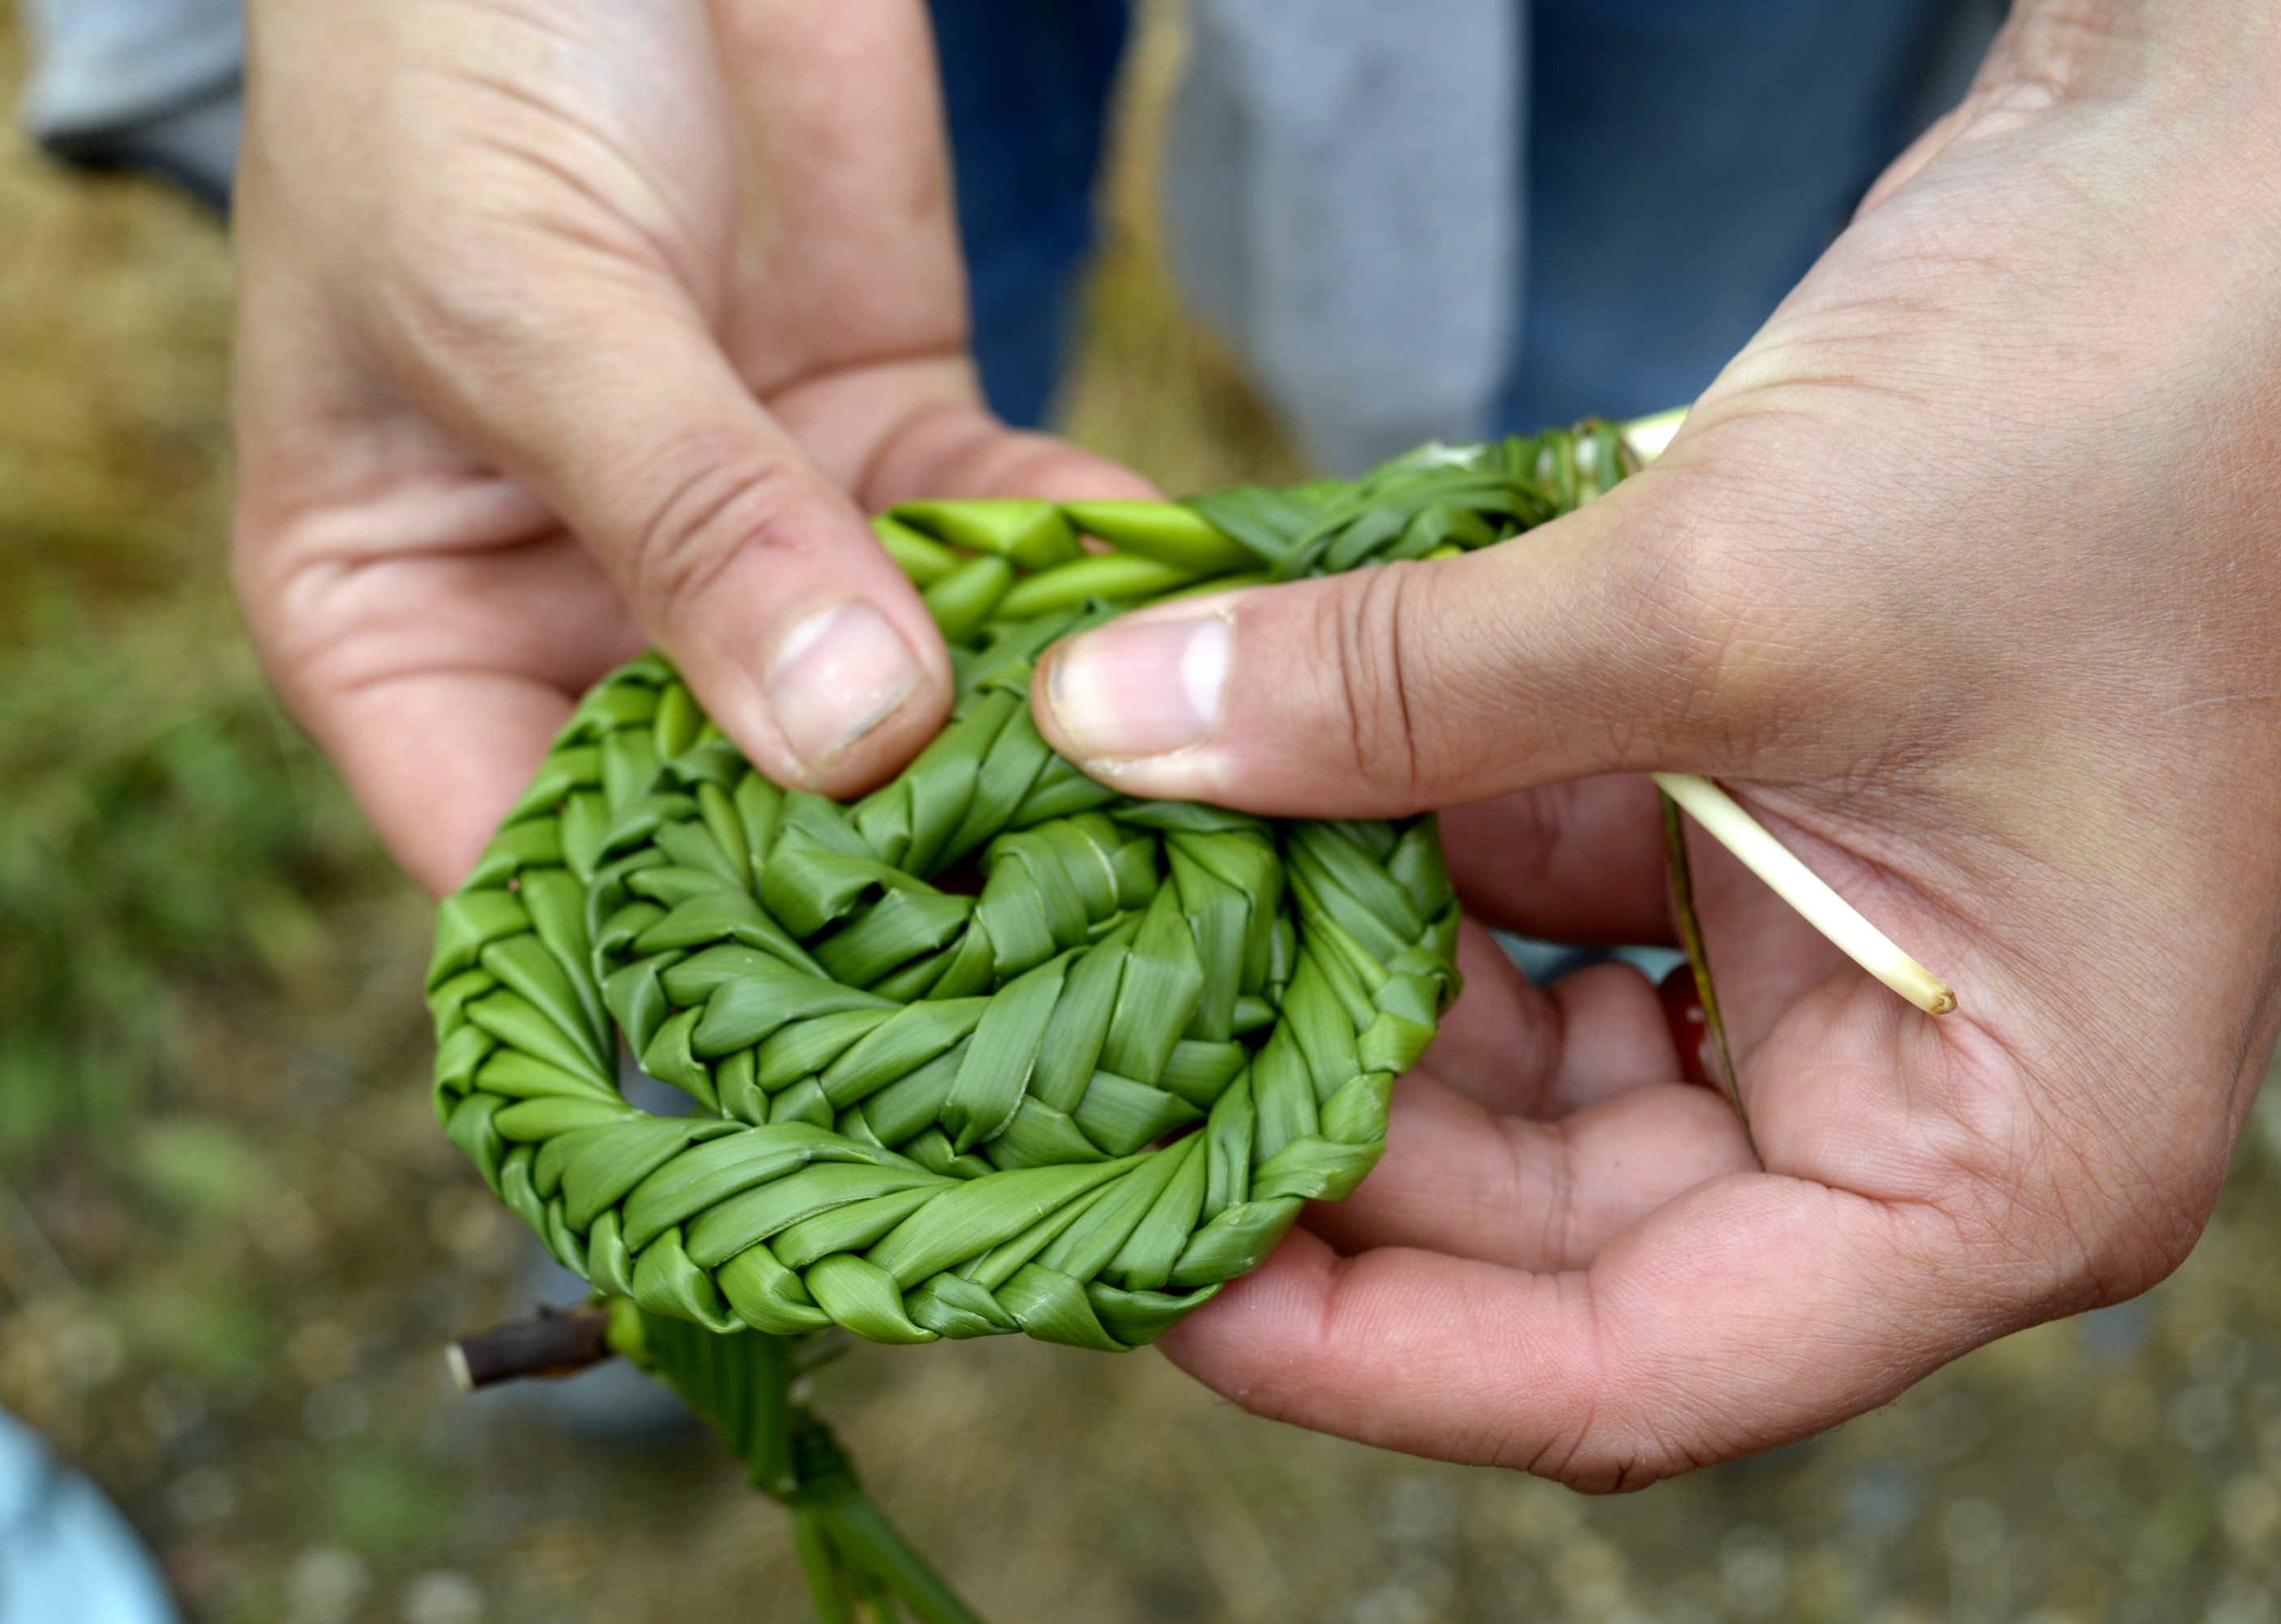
[445,1307,616,1389]
[1648,773,1957,1017]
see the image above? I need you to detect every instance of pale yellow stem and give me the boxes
[1621,405,1690,460]
[1618,408,1957,1016]
[1650,773,1957,1015]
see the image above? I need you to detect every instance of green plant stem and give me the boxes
[625,1306,988,1624]
[819,1494,987,1624]
[793,1503,860,1624]
[1661,791,1759,1168]
[787,1411,983,1624]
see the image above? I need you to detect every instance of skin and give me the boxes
[231,0,1150,899]
[234,0,2281,1488]
[1034,1,2281,1486]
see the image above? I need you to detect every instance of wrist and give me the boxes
[1983,2,2281,123]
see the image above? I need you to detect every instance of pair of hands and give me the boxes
[234,0,2281,1488]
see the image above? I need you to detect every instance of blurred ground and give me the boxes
[8,8,2281,1624]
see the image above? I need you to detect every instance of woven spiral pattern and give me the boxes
[426,424,1633,1352]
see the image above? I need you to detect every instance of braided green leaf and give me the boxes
[429,423,1634,1358]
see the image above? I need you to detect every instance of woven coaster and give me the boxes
[426,425,1633,1350]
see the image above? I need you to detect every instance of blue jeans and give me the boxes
[21,0,1989,434]
[931,0,1996,433]
[927,0,1130,430]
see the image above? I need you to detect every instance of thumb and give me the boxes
[1030,483,1718,816]
[424,296,954,798]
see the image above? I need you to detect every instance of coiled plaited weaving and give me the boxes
[426,422,1638,1354]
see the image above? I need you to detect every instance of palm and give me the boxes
[1169,782,1995,1484]
[1159,93,2281,1471]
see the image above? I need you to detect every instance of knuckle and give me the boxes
[622,451,821,620]
[372,226,550,382]
[1308,564,1430,796]
[1635,501,1773,748]
[1629,464,1911,764]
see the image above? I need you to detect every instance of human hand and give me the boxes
[231,0,1148,896]
[1030,3,2281,1486]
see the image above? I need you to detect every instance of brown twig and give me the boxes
[446,1307,615,1390]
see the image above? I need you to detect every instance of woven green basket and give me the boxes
[430,422,1639,1619]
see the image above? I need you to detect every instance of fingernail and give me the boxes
[767,602,922,767]
[1046,613,1228,759]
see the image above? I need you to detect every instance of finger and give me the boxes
[397,294,958,801]
[1445,775,1855,1065]
[1440,775,1671,945]
[239,526,646,895]
[1303,1070,1749,1269]
[1028,479,1723,814]
[318,672,577,898]
[1160,1173,2011,1488]
[768,361,1163,509]
[1428,921,1679,1118]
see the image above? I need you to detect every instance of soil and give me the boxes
[6,10,2281,1624]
